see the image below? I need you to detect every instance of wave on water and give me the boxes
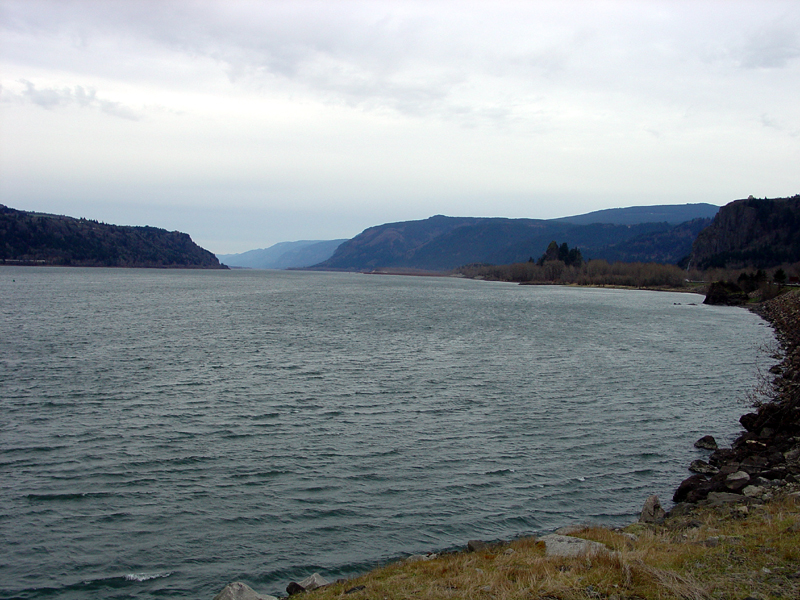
[25,492,113,502]
[8,572,174,599]
[123,572,173,582]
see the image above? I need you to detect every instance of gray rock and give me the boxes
[706,492,747,505]
[689,459,719,475]
[639,495,665,523]
[298,573,328,591]
[405,553,437,563]
[725,470,751,491]
[742,485,766,498]
[467,540,486,552]
[553,525,584,535]
[538,534,607,558]
[785,447,800,463]
[214,582,278,600]
[694,435,718,450]
[286,573,329,595]
[668,502,694,518]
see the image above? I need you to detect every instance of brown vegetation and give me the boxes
[300,496,800,600]
[454,260,800,292]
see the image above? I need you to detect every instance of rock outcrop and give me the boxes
[286,573,330,596]
[639,495,666,523]
[689,195,800,269]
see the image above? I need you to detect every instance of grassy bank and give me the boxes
[306,495,800,600]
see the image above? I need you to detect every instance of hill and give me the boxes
[218,239,345,269]
[555,202,719,226]
[689,195,800,269]
[0,205,225,269]
[314,204,719,272]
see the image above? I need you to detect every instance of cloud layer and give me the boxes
[1,0,799,253]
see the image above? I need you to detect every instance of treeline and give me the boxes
[455,259,689,288]
[454,240,800,290]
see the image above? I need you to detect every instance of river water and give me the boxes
[0,267,775,599]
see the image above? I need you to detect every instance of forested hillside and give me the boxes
[0,205,225,268]
[314,204,718,272]
[689,195,800,269]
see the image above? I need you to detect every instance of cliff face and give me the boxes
[689,195,800,269]
[0,205,225,269]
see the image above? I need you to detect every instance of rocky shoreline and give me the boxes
[213,291,800,600]
[670,291,800,509]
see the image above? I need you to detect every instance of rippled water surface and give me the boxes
[0,268,775,599]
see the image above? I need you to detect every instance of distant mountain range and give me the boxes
[217,239,346,270]
[314,203,720,272]
[0,205,224,268]
[554,204,719,226]
[9,197,796,273]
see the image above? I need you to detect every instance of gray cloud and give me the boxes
[2,0,799,254]
[15,80,141,120]
[740,27,800,68]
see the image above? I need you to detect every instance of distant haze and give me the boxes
[218,240,346,270]
[2,1,799,253]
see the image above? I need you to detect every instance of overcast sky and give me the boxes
[1,0,799,254]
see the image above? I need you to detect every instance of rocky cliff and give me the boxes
[0,205,225,268]
[689,195,800,269]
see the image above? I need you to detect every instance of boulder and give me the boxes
[667,502,694,518]
[467,540,487,552]
[689,460,719,475]
[740,455,769,471]
[553,525,584,535]
[686,479,725,503]
[286,573,329,596]
[708,448,737,465]
[740,412,759,432]
[673,474,708,503]
[706,492,749,505]
[214,582,278,600]
[639,495,665,523]
[742,485,766,498]
[725,471,751,491]
[694,435,718,450]
[538,534,607,558]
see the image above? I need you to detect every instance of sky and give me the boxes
[1,1,799,254]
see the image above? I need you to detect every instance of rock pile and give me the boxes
[674,291,800,507]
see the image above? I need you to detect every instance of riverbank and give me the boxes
[219,493,800,600]
[216,291,800,600]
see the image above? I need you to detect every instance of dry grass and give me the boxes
[304,497,800,600]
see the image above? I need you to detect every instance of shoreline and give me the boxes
[671,290,800,507]
[216,290,800,600]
